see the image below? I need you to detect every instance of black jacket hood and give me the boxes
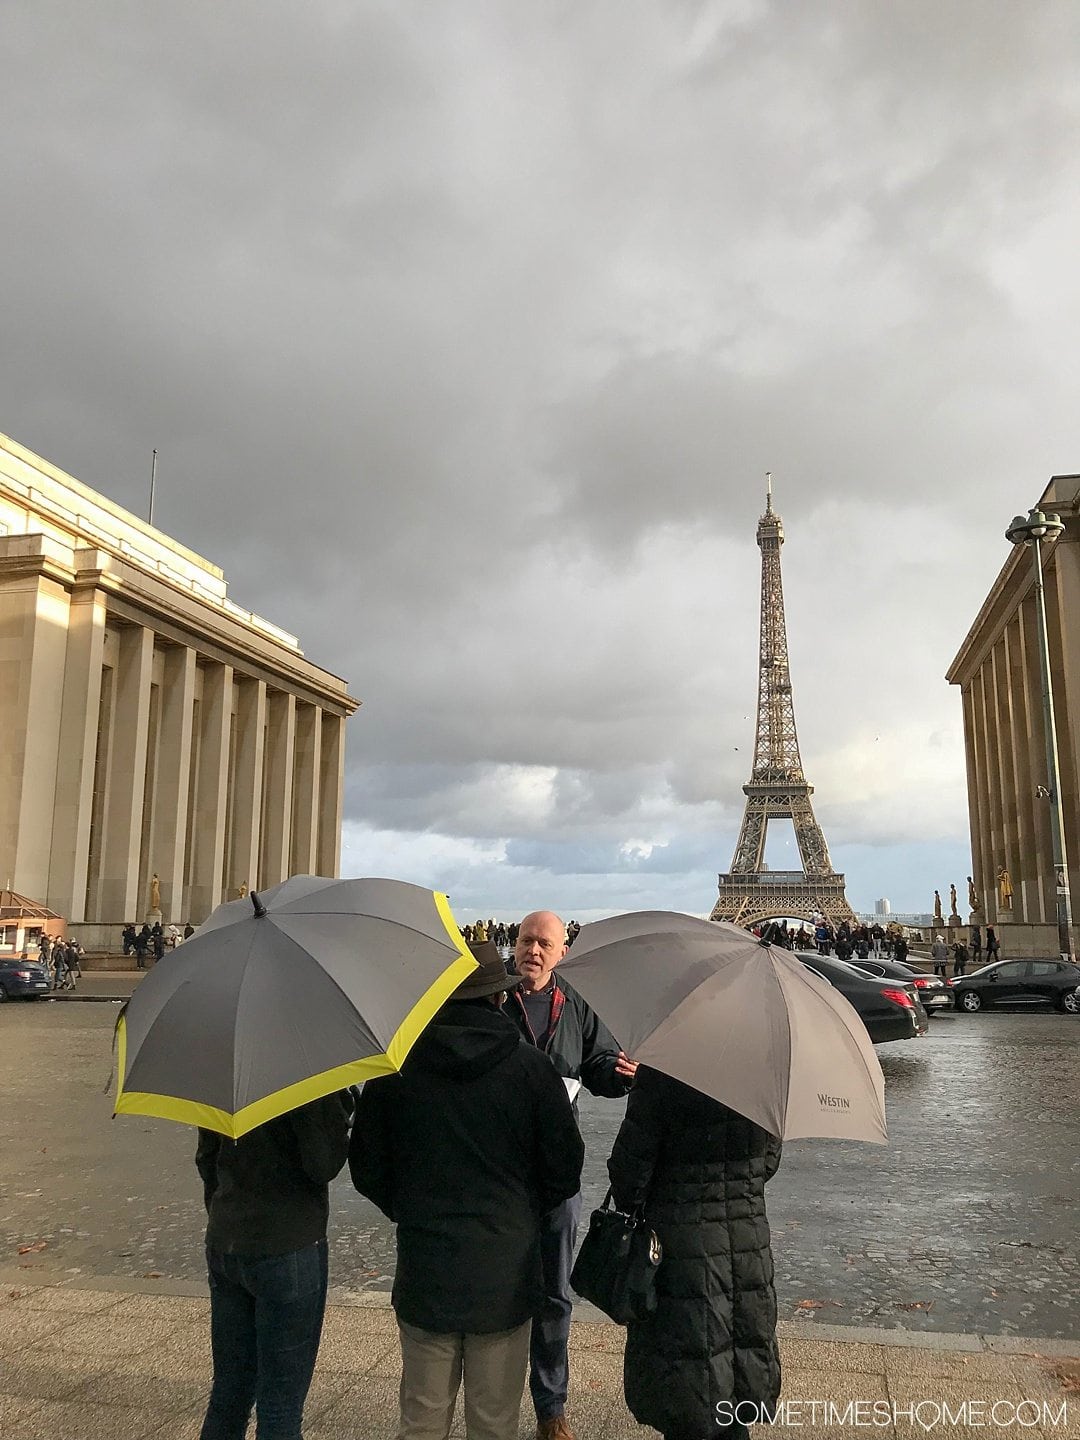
[406,1000,520,1081]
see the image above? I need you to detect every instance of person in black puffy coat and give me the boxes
[607,1066,783,1440]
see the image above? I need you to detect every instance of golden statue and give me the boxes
[238,882,249,900]
[949,882,958,917]
[968,876,979,912]
[997,868,1013,909]
[149,873,161,912]
[933,890,943,921]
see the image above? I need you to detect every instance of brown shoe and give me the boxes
[536,1417,576,1440]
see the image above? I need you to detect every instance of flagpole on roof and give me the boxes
[149,449,158,527]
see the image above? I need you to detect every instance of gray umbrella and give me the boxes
[559,911,887,1143]
[114,876,476,1138]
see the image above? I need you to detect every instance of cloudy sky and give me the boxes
[4,2,1079,921]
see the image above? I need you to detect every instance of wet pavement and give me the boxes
[2,1003,1077,1338]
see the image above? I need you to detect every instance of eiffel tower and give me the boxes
[710,475,856,929]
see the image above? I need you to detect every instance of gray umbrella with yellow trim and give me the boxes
[113,875,475,1138]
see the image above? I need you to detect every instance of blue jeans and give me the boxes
[200,1240,328,1440]
[529,1191,581,1422]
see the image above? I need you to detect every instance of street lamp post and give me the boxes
[1005,507,1075,963]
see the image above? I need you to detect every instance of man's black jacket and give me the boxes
[350,999,583,1334]
[195,1091,352,1257]
[505,976,631,1099]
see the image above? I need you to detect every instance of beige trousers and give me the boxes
[396,1318,531,1440]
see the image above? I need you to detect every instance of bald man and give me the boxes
[507,911,636,1440]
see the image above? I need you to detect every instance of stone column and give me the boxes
[188,661,233,922]
[1020,593,1053,924]
[960,684,986,918]
[46,584,107,920]
[260,691,295,888]
[98,625,154,921]
[969,668,996,921]
[980,653,1008,914]
[1045,538,1080,925]
[229,677,267,897]
[990,637,1020,908]
[0,565,70,901]
[317,712,346,878]
[151,645,196,925]
[83,663,116,921]
[290,703,322,876]
[1004,611,1039,924]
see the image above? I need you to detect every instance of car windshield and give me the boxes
[831,957,882,978]
[796,953,877,980]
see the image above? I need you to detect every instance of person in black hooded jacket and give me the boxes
[608,1066,783,1440]
[350,942,583,1440]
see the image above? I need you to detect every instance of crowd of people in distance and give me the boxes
[120,920,195,967]
[461,918,582,949]
[194,909,776,1440]
[36,932,84,990]
[929,928,1000,976]
[749,916,1001,974]
[750,916,898,960]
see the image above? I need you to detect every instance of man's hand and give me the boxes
[615,1051,638,1080]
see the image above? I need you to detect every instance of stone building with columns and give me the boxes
[0,433,359,943]
[946,473,1080,959]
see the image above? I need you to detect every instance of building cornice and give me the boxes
[1,432,224,580]
[946,475,1080,687]
[1,434,360,715]
[0,535,360,715]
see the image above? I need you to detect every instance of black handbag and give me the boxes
[569,1189,662,1324]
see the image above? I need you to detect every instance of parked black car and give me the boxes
[949,959,1080,1013]
[848,957,952,1011]
[793,951,929,1043]
[0,958,53,1001]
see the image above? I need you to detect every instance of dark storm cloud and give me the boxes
[2,2,1078,912]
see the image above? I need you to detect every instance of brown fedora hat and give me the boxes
[453,939,520,1000]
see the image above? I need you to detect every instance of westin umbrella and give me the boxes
[559,911,887,1143]
[114,876,476,1139]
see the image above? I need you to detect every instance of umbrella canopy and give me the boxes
[559,911,887,1143]
[114,876,476,1138]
